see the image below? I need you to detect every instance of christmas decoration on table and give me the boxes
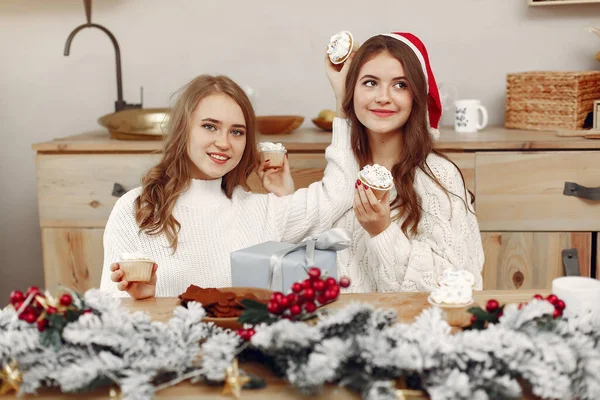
[221,358,250,400]
[237,267,351,329]
[0,360,22,395]
[0,287,242,399]
[1,283,599,400]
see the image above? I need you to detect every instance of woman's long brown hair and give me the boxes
[134,75,258,251]
[342,35,474,237]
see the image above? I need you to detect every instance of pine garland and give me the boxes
[1,289,599,400]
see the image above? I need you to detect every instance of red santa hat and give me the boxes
[382,32,441,140]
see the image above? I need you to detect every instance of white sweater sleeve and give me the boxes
[366,157,484,292]
[99,188,143,297]
[261,118,357,243]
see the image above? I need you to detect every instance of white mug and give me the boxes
[454,99,488,133]
[552,276,600,317]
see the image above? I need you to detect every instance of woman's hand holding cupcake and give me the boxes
[354,179,391,237]
[258,153,295,196]
[110,262,158,300]
[325,31,356,119]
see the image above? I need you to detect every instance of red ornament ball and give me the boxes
[339,277,351,288]
[308,267,321,280]
[59,294,73,306]
[312,279,326,292]
[302,288,315,301]
[289,304,302,316]
[485,299,500,313]
[291,283,302,293]
[9,290,24,305]
[325,277,337,287]
[546,294,559,306]
[555,299,566,311]
[304,301,317,313]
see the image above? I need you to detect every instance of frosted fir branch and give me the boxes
[198,330,240,382]
[251,319,319,352]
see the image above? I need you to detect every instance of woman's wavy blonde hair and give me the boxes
[134,75,258,251]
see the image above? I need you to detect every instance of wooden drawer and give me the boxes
[36,154,161,228]
[476,152,600,231]
[42,228,104,292]
[481,231,591,290]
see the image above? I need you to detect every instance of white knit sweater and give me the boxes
[100,118,358,297]
[335,152,485,293]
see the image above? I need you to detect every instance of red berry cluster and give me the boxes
[236,327,256,341]
[8,287,87,332]
[532,293,565,318]
[267,268,350,319]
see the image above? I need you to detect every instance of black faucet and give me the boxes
[63,0,142,113]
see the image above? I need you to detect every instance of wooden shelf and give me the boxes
[529,0,600,6]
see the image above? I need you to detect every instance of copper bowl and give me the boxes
[311,118,333,131]
[256,115,304,135]
[200,287,273,331]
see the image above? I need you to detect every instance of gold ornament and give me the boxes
[221,358,250,400]
[0,360,22,395]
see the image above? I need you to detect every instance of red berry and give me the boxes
[291,283,302,293]
[36,319,48,332]
[330,285,340,298]
[47,306,57,315]
[470,315,477,323]
[339,277,351,288]
[324,289,337,301]
[302,288,315,301]
[312,279,326,292]
[9,290,24,305]
[59,294,73,306]
[26,286,40,297]
[486,299,500,313]
[498,311,503,319]
[317,295,327,305]
[533,294,543,300]
[304,301,317,313]
[277,297,290,309]
[553,309,562,318]
[267,301,280,314]
[289,304,302,316]
[308,267,321,280]
[272,292,284,303]
[518,303,524,310]
[302,279,312,289]
[325,277,337,287]
[546,294,558,306]
[83,309,93,315]
[286,293,298,305]
[237,329,250,340]
[13,301,23,312]
[246,328,255,338]
[555,299,566,311]
[23,311,36,324]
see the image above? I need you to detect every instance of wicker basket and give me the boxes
[505,71,600,131]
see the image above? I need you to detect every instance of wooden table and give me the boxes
[1,290,548,399]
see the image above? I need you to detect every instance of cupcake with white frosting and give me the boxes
[358,164,393,200]
[258,142,287,168]
[428,268,476,327]
[119,252,154,282]
[327,30,358,65]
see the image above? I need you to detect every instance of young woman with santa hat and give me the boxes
[325,32,484,293]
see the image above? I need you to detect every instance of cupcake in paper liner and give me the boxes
[427,268,476,327]
[258,142,287,168]
[119,252,154,282]
[327,30,359,65]
[358,164,393,200]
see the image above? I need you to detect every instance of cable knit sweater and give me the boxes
[335,152,485,293]
[100,118,358,297]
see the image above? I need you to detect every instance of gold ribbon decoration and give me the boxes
[0,360,22,395]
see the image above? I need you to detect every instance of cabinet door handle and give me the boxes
[112,183,127,198]
[561,248,580,276]
[563,182,600,200]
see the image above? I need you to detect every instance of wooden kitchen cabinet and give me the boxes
[33,126,600,292]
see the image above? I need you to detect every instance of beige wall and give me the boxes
[0,0,598,298]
